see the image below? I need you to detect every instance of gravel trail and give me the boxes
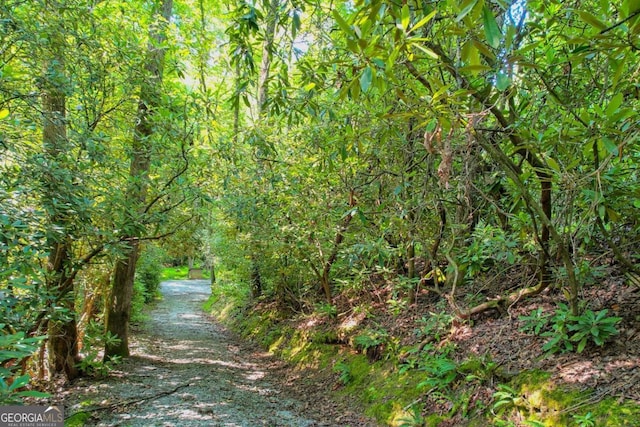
[64,280,369,426]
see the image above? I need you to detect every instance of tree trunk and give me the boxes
[104,0,173,360]
[404,119,418,302]
[539,179,552,286]
[105,245,139,357]
[320,195,357,302]
[41,50,82,380]
[46,241,82,380]
[247,0,280,299]
[407,241,416,303]
[210,258,216,286]
[256,0,279,113]
[250,256,263,298]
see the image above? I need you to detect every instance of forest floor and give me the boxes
[226,268,640,425]
[61,280,377,426]
[334,271,640,424]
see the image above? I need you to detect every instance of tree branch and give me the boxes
[600,9,640,34]
[144,140,191,214]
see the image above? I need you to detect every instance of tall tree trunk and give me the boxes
[42,54,82,380]
[256,0,279,113]
[105,0,173,360]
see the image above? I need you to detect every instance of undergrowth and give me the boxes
[204,278,640,426]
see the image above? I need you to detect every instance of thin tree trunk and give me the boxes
[320,193,357,302]
[210,258,216,286]
[233,60,241,145]
[404,120,418,302]
[539,179,552,286]
[105,0,173,360]
[250,255,263,298]
[320,216,352,302]
[256,0,279,112]
[248,0,280,298]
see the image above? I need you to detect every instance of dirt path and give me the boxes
[63,280,374,426]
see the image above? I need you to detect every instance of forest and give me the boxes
[1,0,639,425]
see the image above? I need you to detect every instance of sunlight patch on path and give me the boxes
[64,280,321,427]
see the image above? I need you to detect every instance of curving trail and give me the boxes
[64,280,372,426]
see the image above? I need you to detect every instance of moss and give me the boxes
[586,398,640,426]
[331,354,425,424]
[491,369,640,426]
[425,413,446,426]
[310,329,340,344]
[65,411,91,427]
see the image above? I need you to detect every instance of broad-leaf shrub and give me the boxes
[520,304,621,354]
[0,331,49,404]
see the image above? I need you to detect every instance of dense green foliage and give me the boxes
[1,0,639,421]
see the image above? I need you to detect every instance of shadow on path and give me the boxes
[64,280,327,426]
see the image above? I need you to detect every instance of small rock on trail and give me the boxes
[63,280,375,426]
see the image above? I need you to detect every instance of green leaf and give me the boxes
[461,40,474,61]
[595,309,608,321]
[456,0,479,22]
[473,40,497,60]
[601,136,619,156]
[401,4,410,31]
[459,65,492,74]
[605,93,623,119]
[576,10,607,30]
[623,0,640,17]
[546,156,561,173]
[409,10,437,34]
[8,375,29,391]
[357,209,368,225]
[411,42,439,58]
[482,5,501,48]
[292,10,301,39]
[333,11,353,36]
[15,390,51,398]
[495,72,510,91]
[360,66,373,92]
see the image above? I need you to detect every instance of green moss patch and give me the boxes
[492,369,640,426]
[65,411,91,427]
